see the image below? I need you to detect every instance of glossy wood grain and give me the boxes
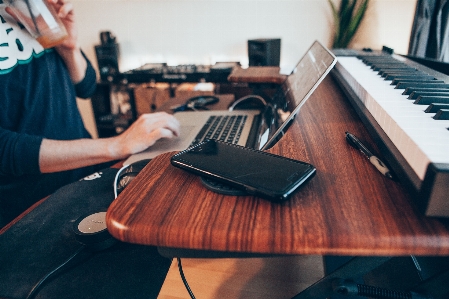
[107,76,449,256]
[228,67,287,84]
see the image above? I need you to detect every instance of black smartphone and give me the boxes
[170,140,316,202]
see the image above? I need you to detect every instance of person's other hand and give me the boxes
[112,112,181,158]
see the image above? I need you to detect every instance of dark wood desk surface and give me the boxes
[106,76,449,256]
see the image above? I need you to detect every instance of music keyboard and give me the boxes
[332,51,449,217]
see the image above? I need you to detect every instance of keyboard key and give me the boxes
[189,115,248,147]
[433,109,449,120]
[414,96,449,105]
[425,103,449,113]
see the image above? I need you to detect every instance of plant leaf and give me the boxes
[348,0,369,35]
[327,0,341,46]
[344,0,369,46]
[328,0,369,48]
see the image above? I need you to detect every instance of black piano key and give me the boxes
[368,62,407,66]
[414,96,449,105]
[376,65,417,70]
[433,109,449,120]
[385,75,435,81]
[425,103,449,113]
[360,57,397,64]
[379,69,420,77]
[362,56,397,61]
[403,87,449,95]
[396,82,449,90]
[391,78,442,85]
[408,91,449,100]
[372,65,410,71]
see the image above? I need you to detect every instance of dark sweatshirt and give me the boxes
[0,4,98,226]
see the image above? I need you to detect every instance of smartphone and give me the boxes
[170,140,316,202]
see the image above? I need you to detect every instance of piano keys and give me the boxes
[331,50,449,217]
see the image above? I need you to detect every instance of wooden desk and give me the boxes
[228,66,287,84]
[106,76,449,257]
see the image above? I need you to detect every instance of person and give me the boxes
[0,0,180,227]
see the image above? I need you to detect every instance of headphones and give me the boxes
[172,95,220,112]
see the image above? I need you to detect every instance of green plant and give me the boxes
[328,0,370,48]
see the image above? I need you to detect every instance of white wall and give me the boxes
[73,0,418,75]
[73,0,417,136]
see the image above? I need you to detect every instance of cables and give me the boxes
[113,164,129,199]
[113,159,152,198]
[26,245,89,299]
[228,95,267,111]
[177,258,196,299]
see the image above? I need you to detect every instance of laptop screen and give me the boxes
[257,40,337,150]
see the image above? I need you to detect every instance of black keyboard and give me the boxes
[190,115,248,146]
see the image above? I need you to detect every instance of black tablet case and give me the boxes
[0,168,171,299]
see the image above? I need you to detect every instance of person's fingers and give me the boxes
[152,127,177,141]
[4,7,18,21]
[140,113,180,137]
[56,1,74,19]
[164,116,180,137]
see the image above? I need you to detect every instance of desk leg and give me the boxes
[291,256,392,299]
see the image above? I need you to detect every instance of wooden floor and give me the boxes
[158,255,324,299]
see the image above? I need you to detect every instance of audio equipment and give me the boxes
[120,62,238,84]
[248,38,281,66]
[73,212,117,251]
[95,31,120,82]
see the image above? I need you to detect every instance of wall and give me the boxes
[73,0,417,136]
[73,0,418,74]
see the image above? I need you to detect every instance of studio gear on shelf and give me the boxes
[171,95,220,112]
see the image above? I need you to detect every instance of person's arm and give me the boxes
[39,112,180,173]
[50,0,87,83]
[55,44,87,84]
[0,128,42,176]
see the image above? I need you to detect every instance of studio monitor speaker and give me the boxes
[248,38,281,67]
[95,31,120,82]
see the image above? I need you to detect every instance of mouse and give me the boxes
[115,159,152,195]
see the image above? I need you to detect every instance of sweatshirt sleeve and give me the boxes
[74,52,97,99]
[0,127,43,176]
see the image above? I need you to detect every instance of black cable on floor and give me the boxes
[177,257,196,299]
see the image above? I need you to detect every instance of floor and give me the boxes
[157,255,324,299]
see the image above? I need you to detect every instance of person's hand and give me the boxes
[47,0,79,52]
[4,0,77,50]
[111,112,181,158]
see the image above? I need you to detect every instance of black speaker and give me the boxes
[95,31,120,82]
[248,38,281,66]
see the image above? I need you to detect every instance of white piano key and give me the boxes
[336,57,449,180]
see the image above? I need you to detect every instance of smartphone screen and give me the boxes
[170,140,316,202]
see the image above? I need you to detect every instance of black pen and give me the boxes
[345,132,393,179]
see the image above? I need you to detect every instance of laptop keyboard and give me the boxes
[190,115,248,146]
